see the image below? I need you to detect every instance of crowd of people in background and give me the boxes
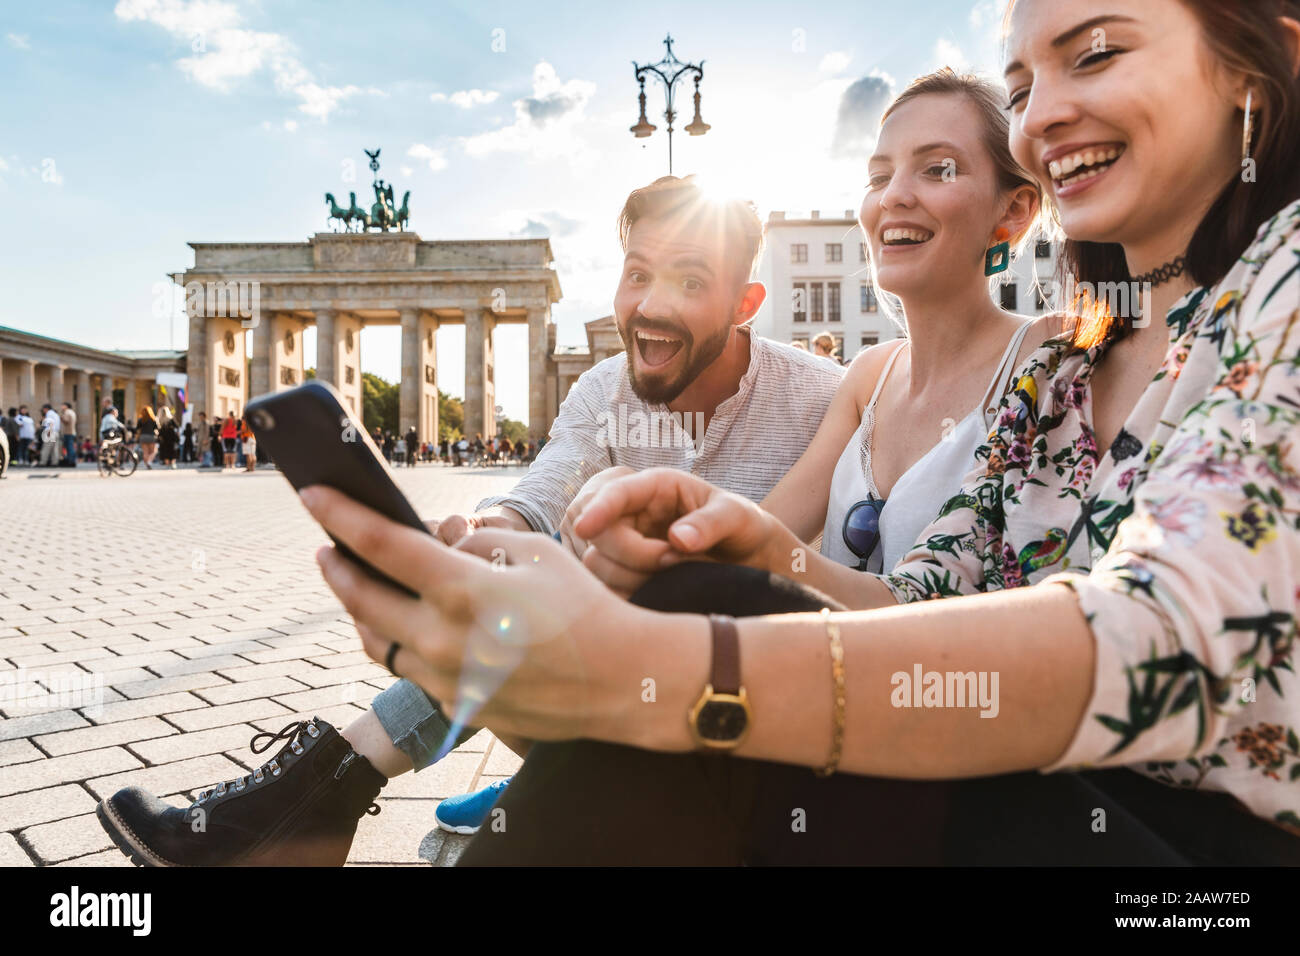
[2,393,536,474]
[789,331,846,366]
[1,402,80,467]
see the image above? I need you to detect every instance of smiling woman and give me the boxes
[1004,0,1300,350]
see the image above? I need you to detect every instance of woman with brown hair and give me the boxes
[135,405,159,470]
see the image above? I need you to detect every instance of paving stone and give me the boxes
[195,676,310,705]
[0,784,98,830]
[112,672,232,699]
[482,741,525,776]
[214,660,325,683]
[237,644,336,665]
[292,662,389,688]
[0,738,44,767]
[35,717,178,756]
[0,746,142,798]
[0,710,89,742]
[272,683,379,714]
[54,849,131,867]
[130,723,257,764]
[171,701,293,739]
[21,812,113,864]
[87,691,208,724]
[77,650,187,673]
[84,753,247,801]
[379,751,482,800]
[347,798,443,864]
[0,832,35,866]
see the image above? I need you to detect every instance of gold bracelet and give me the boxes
[815,607,845,777]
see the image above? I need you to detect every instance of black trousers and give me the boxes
[458,563,1300,866]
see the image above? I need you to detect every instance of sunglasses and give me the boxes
[842,496,886,571]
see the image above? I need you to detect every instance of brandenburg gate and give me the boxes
[175,151,562,442]
[176,232,561,441]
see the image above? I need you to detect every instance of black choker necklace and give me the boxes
[1132,256,1188,288]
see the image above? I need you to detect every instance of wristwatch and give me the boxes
[688,615,752,750]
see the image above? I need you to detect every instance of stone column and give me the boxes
[421,313,439,444]
[398,308,419,436]
[464,308,496,439]
[250,315,272,399]
[48,366,65,414]
[123,378,137,422]
[76,371,92,437]
[527,308,550,440]
[19,359,37,408]
[187,311,208,419]
[315,308,336,386]
[334,313,363,415]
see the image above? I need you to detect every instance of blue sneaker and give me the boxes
[435,777,512,834]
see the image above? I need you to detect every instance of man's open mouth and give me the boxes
[1048,145,1125,190]
[635,329,685,368]
[881,227,935,247]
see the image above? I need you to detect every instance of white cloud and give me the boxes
[400,165,413,177]
[831,70,896,159]
[431,88,500,108]
[407,143,447,172]
[934,37,970,71]
[461,62,596,161]
[6,32,31,50]
[283,119,297,132]
[115,0,371,121]
[819,51,852,75]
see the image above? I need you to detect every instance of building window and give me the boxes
[859,242,867,263]
[1035,239,1052,259]
[827,283,841,322]
[860,332,879,350]
[791,243,808,264]
[1000,283,1018,311]
[860,282,878,313]
[792,282,807,322]
[810,283,824,322]
[792,337,809,350]
[826,243,842,263]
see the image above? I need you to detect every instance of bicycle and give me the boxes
[98,431,139,477]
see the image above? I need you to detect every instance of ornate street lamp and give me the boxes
[631,35,708,175]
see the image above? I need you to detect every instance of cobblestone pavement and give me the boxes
[0,462,527,866]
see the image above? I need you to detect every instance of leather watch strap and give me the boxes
[708,614,741,695]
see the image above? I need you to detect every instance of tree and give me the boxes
[361,372,399,434]
[438,390,463,442]
[496,417,528,444]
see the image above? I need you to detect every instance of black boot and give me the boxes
[97,717,385,867]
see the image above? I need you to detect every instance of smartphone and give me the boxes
[245,381,431,595]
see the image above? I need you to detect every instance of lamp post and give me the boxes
[630,35,710,175]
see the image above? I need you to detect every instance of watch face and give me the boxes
[697,699,749,743]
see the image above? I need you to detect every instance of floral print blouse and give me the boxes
[882,199,1300,830]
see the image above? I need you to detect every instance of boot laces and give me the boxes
[193,719,322,805]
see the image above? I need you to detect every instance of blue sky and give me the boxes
[0,0,1004,419]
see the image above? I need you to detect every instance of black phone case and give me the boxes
[246,381,430,595]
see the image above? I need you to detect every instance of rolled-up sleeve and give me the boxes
[477,368,615,534]
[1043,237,1300,771]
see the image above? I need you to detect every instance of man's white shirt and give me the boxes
[479,328,845,534]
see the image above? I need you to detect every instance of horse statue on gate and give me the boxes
[395,191,410,231]
[345,191,371,231]
[324,193,349,231]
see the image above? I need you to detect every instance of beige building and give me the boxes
[0,326,185,435]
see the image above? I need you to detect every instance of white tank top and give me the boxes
[820,321,1033,572]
